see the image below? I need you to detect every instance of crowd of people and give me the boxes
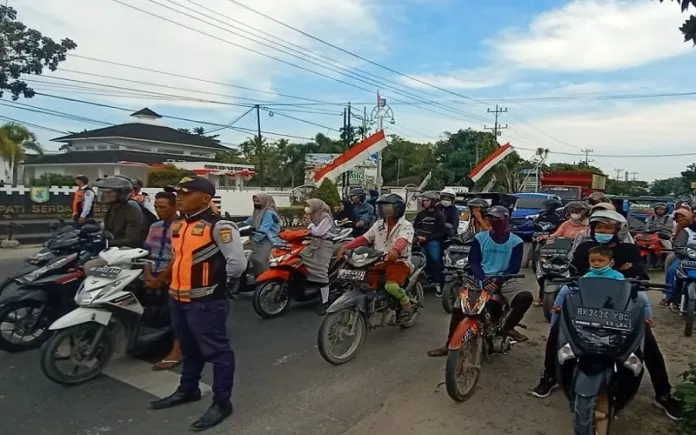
[69,174,695,429]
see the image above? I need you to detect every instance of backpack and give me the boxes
[127,199,158,231]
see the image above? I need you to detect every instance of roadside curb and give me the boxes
[0,244,41,260]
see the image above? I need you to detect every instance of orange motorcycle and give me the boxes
[633,230,670,269]
[444,273,525,402]
[252,228,352,319]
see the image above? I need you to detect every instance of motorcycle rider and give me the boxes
[339,193,416,324]
[534,198,563,226]
[587,191,609,206]
[531,209,683,421]
[438,188,460,234]
[663,208,696,306]
[349,187,375,237]
[462,197,491,237]
[544,201,589,240]
[414,191,447,297]
[302,198,338,315]
[96,176,146,248]
[243,193,283,277]
[427,205,532,356]
[149,176,246,431]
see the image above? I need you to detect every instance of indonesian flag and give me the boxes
[468,142,513,183]
[313,130,388,184]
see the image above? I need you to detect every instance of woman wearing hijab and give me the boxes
[243,193,283,277]
[302,198,338,315]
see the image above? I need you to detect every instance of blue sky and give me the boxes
[6,0,696,181]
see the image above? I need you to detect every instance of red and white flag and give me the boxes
[468,142,513,183]
[313,130,388,185]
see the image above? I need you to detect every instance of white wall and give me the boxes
[70,137,217,160]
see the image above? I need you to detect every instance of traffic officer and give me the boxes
[72,175,95,224]
[149,176,246,432]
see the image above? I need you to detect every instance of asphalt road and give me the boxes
[0,251,458,435]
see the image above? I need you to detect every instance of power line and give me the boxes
[581,148,594,165]
[484,105,508,138]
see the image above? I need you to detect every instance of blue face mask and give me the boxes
[591,264,613,274]
[594,233,614,244]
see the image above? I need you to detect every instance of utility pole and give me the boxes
[254,104,262,143]
[580,148,594,166]
[629,172,638,182]
[341,107,348,194]
[484,104,508,139]
[254,104,263,185]
[370,92,395,190]
[614,169,624,181]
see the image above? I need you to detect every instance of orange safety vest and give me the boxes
[169,213,227,302]
[72,187,93,217]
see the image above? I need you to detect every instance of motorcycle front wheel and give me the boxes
[40,322,113,385]
[572,393,612,435]
[0,300,52,352]
[542,290,556,323]
[317,308,366,365]
[252,279,290,319]
[441,279,459,314]
[445,331,483,402]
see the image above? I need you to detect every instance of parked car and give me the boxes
[511,192,563,240]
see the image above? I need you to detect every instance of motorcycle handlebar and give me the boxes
[550,276,669,290]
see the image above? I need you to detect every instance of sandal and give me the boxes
[152,359,181,371]
[532,299,543,307]
[426,347,448,357]
[505,329,529,343]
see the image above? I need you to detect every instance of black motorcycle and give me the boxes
[0,230,106,352]
[529,221,559,274]
[537,237,574,322]
[441,233,475,313]
[555,277,666,435]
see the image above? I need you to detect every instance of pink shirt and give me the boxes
[550,220,588,239]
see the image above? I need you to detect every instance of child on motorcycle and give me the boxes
[545,201,589,240]
[339,194,416,324]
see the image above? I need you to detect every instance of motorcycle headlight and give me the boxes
[557,342,576,364]
[455,258,468,267]
[687,247,696,260]
[623,352,643,377]
[526,214,539,221]
[17,254,76,283]
[74,280,122,307]
[349,253,373,268]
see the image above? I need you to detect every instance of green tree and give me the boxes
[659,0,696,44]
[215,149,245,164]
[431,129,498,187]
[147,164,195,187]
[382,135,434,186]
[30,173,75,186]
[606,179,650,196]
[310,178,341,208]
[0,5,77,100]
[651,176,687,196]
[0,122,43,182]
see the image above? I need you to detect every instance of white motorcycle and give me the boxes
[40,246,171,385]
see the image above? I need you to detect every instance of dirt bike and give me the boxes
[317,247,426,365]
[444,273,525,402]
[555,277,666,435]
[252,227,353,319]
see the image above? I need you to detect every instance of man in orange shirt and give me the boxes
[72,175,95,224]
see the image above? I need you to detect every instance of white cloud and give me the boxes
[15,0,381,110]
[399,67,510,90]
[491,0,691,72]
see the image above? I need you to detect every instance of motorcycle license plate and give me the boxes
[574,307,631,332]
[87,266,122,279]
[682,260,696,269]
[533,232,549,237]
[337,269,366,281]
[449,245,471,254]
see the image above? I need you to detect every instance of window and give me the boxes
[97,145,107,150]
[514,196,547,210]
[84,145,95,151]
[191,152,208,157]
[110,145,119,150]
[539,186,581,201]
[160,148,184,155]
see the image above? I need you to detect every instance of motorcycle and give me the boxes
[317,247,427,365]
[555,277,666,435]
[252,227,353,319]
[633,230,670,270]
[444,273,525,402]
[538,237,574,322]
[674,244,696,336]
[40,246,172,386]
[441,233,475,314]
[529,222,559,274]
[0,230,107,352]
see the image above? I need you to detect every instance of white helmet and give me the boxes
[440,188,456,201]
[589,209,627,226]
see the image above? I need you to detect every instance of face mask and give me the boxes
[591,264,614,274]
[441,200,452,207]
[489,219,510,237]
[253,203,262,209]
[570,213,582,221]
[304,207,311,214]
[594,233,614,244]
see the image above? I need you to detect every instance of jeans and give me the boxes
[665,257,681,303]
[424,240,444,286]
[170,297,236,403]
[543,321,671,397]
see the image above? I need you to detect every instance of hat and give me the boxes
[675,208,693,219]
[175,176,215,196]
[485,205,509,218]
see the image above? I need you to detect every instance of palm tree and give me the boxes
[0,122,43,183]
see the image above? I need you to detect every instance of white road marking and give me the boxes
[103,357,212,399]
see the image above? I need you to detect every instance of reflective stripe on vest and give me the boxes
[169,219,221,302]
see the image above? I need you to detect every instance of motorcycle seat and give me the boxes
[332,228,353,241]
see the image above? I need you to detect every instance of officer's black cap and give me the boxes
[175,176,216,196]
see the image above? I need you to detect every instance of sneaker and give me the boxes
[531,374,557,399]
[654,394,683,421]
[434,285,442,298]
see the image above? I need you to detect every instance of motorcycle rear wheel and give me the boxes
[542,290,556,323]
[317,309,366,365]
[252,279,290,319]
[685,299,695,337]
[40,322,113,385]
[0,300,52,352]
[445,332,483,402]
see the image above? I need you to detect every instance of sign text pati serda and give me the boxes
[0,187,109,218]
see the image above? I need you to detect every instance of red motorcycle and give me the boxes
[633,230,670,269]
[252,228,353,319]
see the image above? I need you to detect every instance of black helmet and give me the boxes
[376,193,406,219]
[466,197,489,210]
[95,176,134,203]
[348,187,366,201]
[419,191,440,201]
[542,198,562,211]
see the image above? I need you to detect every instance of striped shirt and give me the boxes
[144,220,174,273]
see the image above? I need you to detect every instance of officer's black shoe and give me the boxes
[190,401,233,432]
[149,388,202,410]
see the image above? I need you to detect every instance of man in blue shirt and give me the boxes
[349,187,375,237]
[427,205,533,356]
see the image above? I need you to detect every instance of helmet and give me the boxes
[566,200,589,216]
[588,209,627,242]
[653,202,668,211]
[419,191,440,201]
[348,187,366,201]
[95,176,134,203]
[590,202,616,214]
[542,198,562,211]
[440,188,456,202]
[376,193,406,219]
[466,198,489,210]
[587,191,608,206]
